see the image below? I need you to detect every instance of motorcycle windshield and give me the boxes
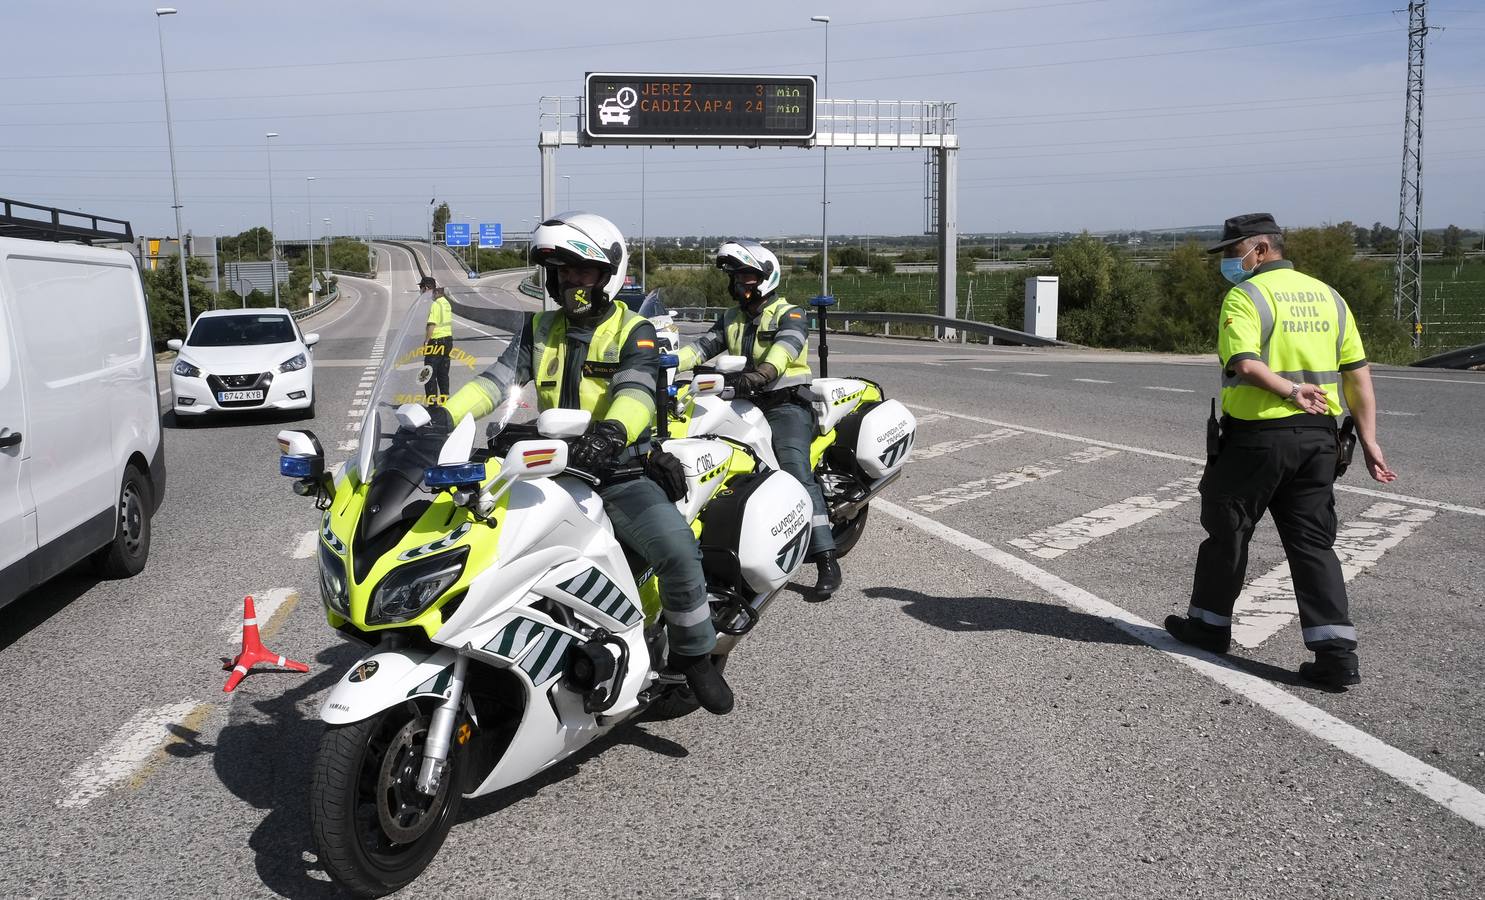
[635,290,671,320]
[356,290,532,480]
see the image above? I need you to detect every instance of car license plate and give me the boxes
[218,390,264,402]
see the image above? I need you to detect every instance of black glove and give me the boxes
[645,447,688,502]
[569,419,629,480]
[726,364,777,398]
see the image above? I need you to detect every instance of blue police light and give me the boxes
[425,462,486,488]
[658,353,679,368]
[668,384,678,397]
[809,294,837,308]
[280,454,322,478]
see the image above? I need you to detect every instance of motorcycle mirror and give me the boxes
[167,339,183,351]
[276,429,325,478]
[691,373,726,397]
[714,354,747,374]
[501,440,568,480]
[537,408,591,439]
[437,413,478,466]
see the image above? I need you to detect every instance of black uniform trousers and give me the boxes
[1189,419,1357,657]
[425,336,453,403]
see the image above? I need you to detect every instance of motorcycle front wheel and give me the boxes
[309,702,464,898]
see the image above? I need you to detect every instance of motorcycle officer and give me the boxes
[677,240,842,600]
[438,211,733,715]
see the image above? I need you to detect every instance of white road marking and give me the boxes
[1373,374,1482,385]
[876,499,1485,831]
[290,531,318,560]
[912,413,950,427]
[57,701,202,809]
[220,588,299,635]
[1231,502,1436,648]
[346,423,360,431]
[1008,475,1202,559]
[1010,371,1051,377]
[903,403,1485,518]
[911,427,1022,462]
[909,446,1119,513]
[971,367,999,373]
[355,389,372,397]
[351,398,368,407]
[337,439,357,451]
[1074,378,1114,384]
[1144,386,1195,393]
[1378,410,1417,416]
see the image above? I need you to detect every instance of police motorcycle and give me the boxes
[640,291,916,557]
[274,292,812,897]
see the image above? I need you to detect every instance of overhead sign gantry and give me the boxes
[540,74,960,325]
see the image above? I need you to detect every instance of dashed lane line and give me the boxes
[1007,475,1202,559]
[1144,386,1195,393]
[876,498,1485,830]
[1231,502,1436,648]
[1010,372,1051,377]
[908,446,1119,513]
[971,368,999,373]
[910,427,1022,462]
[1074,378,1113,384]
[903,403,1485,519]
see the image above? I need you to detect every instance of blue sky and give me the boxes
[3,0,1483,241]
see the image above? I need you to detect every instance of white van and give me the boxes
[0,237,166,608]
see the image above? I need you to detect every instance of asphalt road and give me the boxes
[2,254,1482,899]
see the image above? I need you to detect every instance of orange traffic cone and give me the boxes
[223,595,309,692]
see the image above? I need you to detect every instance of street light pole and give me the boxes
[265,132,281,308]
[322,217,331,277]
[153,8,192,333]
[306,176,316,293]
[640,149,647,288]
[811,15,831,300]
[563,175,572,210]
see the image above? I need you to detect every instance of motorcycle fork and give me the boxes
[416,653,470,795]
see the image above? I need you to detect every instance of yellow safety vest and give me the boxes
[723,297,812,390]
[533,302,654,439]
[1217,265,1366,420]
[427,296,453,340]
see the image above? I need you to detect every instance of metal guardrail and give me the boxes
[1412,341,1485,370]
[669,306,1069,348]
[291,287,339,320]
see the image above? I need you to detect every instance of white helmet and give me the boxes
[715,239,781,304]
[532,211,629,318]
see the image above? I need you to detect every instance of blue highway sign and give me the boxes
[444,223,471,247]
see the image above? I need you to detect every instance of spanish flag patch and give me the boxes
[787,312,803,319]
[636,339,655,348]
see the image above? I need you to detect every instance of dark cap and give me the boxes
[419,275,437,289]
[1207,213,1282,253]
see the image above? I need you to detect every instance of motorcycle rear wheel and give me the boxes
[309,703,464,897]
[830,503,870,558]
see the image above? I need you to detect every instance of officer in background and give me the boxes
[1165,213,1397,690]
[677,240,843,600]
[422,275,453,404]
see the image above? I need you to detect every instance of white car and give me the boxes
[168,309,318,423]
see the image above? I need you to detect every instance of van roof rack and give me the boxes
[0,197,134,245]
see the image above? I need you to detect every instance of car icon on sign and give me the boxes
[597,86,638,126]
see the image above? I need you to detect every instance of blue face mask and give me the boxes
[1220,247,1257,285]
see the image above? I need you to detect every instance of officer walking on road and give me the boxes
[1165,213,1397,690]
[421,275,453,404]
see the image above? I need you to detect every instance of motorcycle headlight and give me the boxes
[173,359,201,378]
[280,353,307,373]
[367,547,467,625]
[318,541,349,617]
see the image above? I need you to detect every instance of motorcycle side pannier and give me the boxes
[699,470,812,595]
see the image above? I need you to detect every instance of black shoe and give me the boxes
[669,653,734,715]
[1298,654,1361,691]
[1164,615,1232,654]
[810,551,843,601]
